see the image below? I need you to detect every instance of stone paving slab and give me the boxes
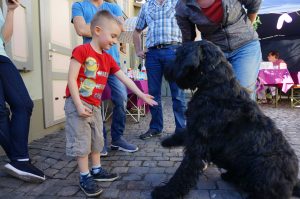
[0,98,300,199]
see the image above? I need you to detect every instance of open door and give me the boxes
[40,0,79,127]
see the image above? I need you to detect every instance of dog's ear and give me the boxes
[164,41,203,81]
[177,41,203,71]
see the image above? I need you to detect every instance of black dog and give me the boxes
[151,40,300,199]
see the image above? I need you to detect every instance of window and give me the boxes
[123,0,129,16]
[2,0,33,71]
[116,0,129,16]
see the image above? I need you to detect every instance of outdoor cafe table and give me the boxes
[257,68,294,107]
[101,80,149,122]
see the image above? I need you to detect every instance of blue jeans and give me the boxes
[145,45,186,132]
[0,55,33,161]
[223,40,262,100]
[106,74,127,142]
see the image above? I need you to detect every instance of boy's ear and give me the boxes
[94,26,103,35]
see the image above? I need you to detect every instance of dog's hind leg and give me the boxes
[246,192,288,199]
[151,146,206,199]
[245,178,294,199]
[161,128,186,148]
[246,193,266,199]
[293,179,300,197]
[220,171,240,184]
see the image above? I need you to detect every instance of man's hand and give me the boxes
[137,50,146,59]
[141,94,158,106]
[7,0,19,10]
[76,104,93,118]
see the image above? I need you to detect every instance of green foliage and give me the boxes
[253,15,262,31]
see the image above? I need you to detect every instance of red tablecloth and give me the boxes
[290,71,300,85]
[257,69,294,93]
[101,85,112,101]
[101,80,149,112]
[127,80,149,108]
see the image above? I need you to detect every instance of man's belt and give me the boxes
[149,42,181,49]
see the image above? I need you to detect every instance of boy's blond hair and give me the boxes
[90,10,122,35]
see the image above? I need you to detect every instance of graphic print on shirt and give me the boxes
[79,78,96,97]
[79,57,99,97]
[84,57,98,78]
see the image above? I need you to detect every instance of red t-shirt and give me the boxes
[65,43,120,106]
[201,0,223,24]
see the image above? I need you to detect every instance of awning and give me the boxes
[119,17,147,43]
[257,12,300,38]
[259,0,300,14]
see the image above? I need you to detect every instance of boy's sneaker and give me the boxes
[100,146,108,157]
[111,137,139,152]
[79,175,103,197]
[139,129,162,140]
[4,160,46,183]
[91,168,119,182]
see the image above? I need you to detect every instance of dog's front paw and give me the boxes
[221,171,238,184]
[151,185,178,199]
[220,172,231,182]
[161,132,185,148]
[161,136,179,147]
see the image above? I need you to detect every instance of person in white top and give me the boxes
[257,51,287,103]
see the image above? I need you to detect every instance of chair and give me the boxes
[290,72,300,108]
[101,80,150,123]
[126,93,147,123]
[125,80,149,123]
[291,85,300,108]
[101,100,113,122]
[101,86,113,122]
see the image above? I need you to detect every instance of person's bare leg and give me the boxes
[77,155,89,173]
[91,152,101,167]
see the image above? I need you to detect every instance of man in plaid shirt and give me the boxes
[133,0,186,140]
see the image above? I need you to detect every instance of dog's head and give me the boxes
[164,40,232,90]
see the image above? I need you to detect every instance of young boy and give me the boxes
[65,10,157,197]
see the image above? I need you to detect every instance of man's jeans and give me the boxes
[145,45,186,132]
[0,55,33,161]
[106,74,127,142]
[224,40,262,100]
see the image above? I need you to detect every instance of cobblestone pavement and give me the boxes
[0,98,300,199]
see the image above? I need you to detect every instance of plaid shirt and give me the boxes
[135,0,182,48]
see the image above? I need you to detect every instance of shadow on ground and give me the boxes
[0,97,299,199]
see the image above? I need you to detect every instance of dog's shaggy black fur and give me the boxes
[151,40,300,199]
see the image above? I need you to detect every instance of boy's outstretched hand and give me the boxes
[142,94,158,106]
